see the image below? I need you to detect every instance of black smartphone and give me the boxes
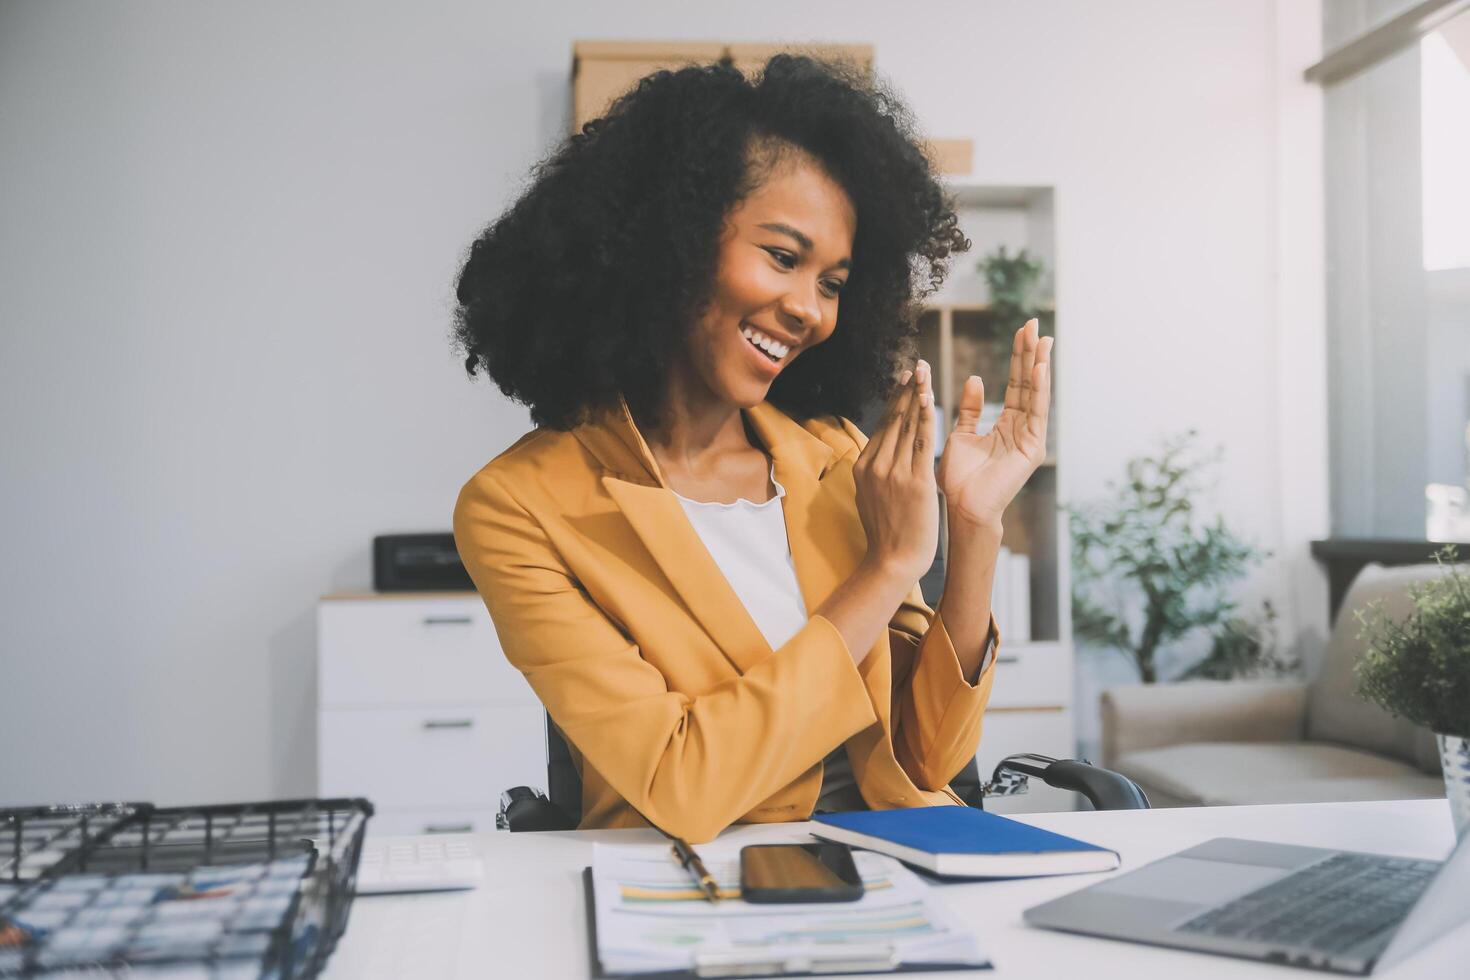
[739,842,864,903]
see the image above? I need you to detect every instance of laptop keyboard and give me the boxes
[1177,852,1439,955]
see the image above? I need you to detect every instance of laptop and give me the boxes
[1024,834,1470,974]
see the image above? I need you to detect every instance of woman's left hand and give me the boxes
[936,318,1054,531]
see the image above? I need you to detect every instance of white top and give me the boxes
[671,465,808,651]
[673,464,865,812]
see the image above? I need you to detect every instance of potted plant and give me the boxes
[1067,429,1291,683]
[1354,545,1470,839]
[978,245,1046,325]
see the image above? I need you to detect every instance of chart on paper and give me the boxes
[589,843,988,975]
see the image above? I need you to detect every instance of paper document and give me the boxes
[590,842,988,975]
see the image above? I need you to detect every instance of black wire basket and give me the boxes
[1,797,372,978]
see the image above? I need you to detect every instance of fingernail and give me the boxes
[900,370,913,385]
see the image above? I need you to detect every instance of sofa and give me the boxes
[1099,563,1447,807]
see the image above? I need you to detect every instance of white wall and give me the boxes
[0,0,1325,804]
[1428,268,1470,487]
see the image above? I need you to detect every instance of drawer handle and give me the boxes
[997,655,1020,665]
[423,718,475,730]
[424,823,473,834]
[422,616,473,626]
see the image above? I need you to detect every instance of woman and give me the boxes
[452,55,1053,843]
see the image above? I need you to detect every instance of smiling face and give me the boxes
[674,149,857,413]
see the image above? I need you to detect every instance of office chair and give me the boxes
[499,715,1149,832]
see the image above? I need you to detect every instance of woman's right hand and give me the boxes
[812,361,938,664]
[850,360,939,587]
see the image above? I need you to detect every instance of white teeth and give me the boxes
[741,326,789,360]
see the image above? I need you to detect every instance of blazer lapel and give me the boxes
[600,475,771,674]
[752,414,849,623]
[576,399,772,675]
[580,400,925,806]
[579,398,902,738]
[748,406,895,727]
[775,438,904,797]
[778,450,896,731]
[748,406,912,800]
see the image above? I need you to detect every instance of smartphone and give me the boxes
[739,842,864,903]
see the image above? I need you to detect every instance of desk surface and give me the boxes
[325,799,1467,979]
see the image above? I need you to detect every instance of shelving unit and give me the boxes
[921,182,1075,813]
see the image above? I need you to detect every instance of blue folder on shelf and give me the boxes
[812,806,1120,880]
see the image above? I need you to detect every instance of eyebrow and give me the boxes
[758,222,851,270]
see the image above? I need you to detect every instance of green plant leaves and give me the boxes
[1354,546,1470,737]
[979,245,1046,323]
[1066,429,1284,683]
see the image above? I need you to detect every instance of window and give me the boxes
[1320,1,1470,539]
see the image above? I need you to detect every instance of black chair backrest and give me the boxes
[545,717,583,823]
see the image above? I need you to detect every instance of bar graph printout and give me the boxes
[589,842,989,975]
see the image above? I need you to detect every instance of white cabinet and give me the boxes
[987,640,1072,710]
[317,593,543,835]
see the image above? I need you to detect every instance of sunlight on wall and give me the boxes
[1421,31,1470,272]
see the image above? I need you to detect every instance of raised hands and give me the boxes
[850,360,941,586]
[936,318,1054,531]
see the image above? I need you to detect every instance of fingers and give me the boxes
[1027,336,1054,441]
[953,374,985,434]
[904,361,933,471]
[889,361,927,467]
[871,367,917,466]
[1018,319,1039,416]
[1003,322,1026,414]
[1004,318,1040,415]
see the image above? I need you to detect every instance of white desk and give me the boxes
[325,800,1468,979]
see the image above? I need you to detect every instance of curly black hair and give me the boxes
[453,54,968,431]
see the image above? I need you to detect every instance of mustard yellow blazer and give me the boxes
[453,399,1000,843]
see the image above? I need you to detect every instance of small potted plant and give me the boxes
[978,245,1046,324]
[1354,546,1470,839]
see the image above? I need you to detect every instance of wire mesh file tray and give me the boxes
[0,797,372,979]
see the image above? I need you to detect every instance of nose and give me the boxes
[778,276,822,332]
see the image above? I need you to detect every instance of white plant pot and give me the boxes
[1438,732,1470,842]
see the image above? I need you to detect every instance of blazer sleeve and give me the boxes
[889,594,1000,790]
[453,469,879,844]
[833,417,1000,791]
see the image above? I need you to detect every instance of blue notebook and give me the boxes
[811,807,1120,879]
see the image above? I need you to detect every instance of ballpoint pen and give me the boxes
[671,836,721,903]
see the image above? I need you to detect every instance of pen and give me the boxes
[671,836,720,903]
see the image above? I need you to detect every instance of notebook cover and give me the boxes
[581,867,990,978]
[811,807,1117,876]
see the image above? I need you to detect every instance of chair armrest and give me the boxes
[989,754,1151,810]
[1100,680,1309,767]
[498,786,578,832]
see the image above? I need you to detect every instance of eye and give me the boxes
[821,278,846,298]
[764,247,797,269]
